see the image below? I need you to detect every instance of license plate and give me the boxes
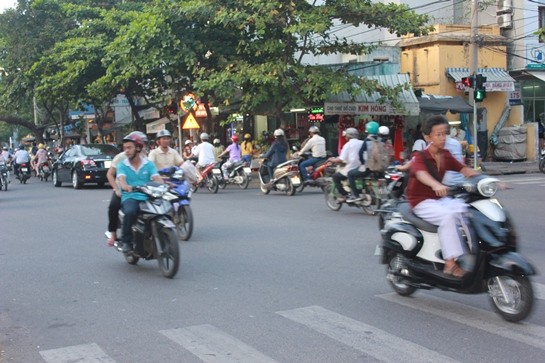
[212,169,221,175]
[243,167,251,174]
[103,160,112,169]
[21,168,28,172]
[291,176,300,185]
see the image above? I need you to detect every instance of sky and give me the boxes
[0,0,16,12]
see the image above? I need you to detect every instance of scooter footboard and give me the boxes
[487,252,536,277]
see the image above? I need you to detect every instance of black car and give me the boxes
[52,144,120,189]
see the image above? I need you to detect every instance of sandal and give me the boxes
[444,261,467,278]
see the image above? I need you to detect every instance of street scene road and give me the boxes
[1,174,545,363]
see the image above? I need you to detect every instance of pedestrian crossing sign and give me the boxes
[182,113,199,129]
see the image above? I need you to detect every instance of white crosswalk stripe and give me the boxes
[377,292,545,350]
[40,343,115,363]
[277,305,460,363]
[160,324,279,363]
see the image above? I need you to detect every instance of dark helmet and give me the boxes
[18,144,24,150]
[122,131,148,149]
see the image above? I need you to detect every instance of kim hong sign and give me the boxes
[325,102,396,115]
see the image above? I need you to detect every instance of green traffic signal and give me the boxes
[474,87,486,102]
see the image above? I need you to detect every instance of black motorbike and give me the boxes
[16,162,31,184]
[539,149,545,173]
[112,182,180,278]
[217,157,251,189]
[377,175,535,322]
[0,161,9,191]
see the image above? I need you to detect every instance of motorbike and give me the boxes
[111,182,180,278]
[159,167,194,241]
[377,175,535,322]
[0,161,9,191]
[294,152,334,192]
[539,149,545,173]
[217,157,251,190]
[190,161,219,194]
[258,158,301,196]
[37,159,52,182]
[16,162,31,184]
[323,166,388,215]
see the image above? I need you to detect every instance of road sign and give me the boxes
[182,113,199,129]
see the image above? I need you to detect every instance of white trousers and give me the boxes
[413,198,467,260]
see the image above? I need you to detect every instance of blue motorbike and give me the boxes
[160,167,194,241]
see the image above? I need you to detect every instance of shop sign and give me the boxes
[325,102,393,115]
[509,82,522,106]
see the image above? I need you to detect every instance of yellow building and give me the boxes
[399,24,529,159]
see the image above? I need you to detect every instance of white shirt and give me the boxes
[193,141,216,167]
[299,134,327,158]
[14,149,30,164]
[339,138,364,175]
[443,136,465,186]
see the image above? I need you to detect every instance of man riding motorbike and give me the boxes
[296,125,327,185]
[116,132,163,253]
[191,132,216,181]
[262,129,288,185]
[219,134,242,180]
[328,128,364,202]
[32,143,49,176]
[13,144,31,178]
[148,130,183,171]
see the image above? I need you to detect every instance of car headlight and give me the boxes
[477,177,500,197]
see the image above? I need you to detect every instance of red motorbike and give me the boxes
[296,152,334,192]
[190,162,219,194]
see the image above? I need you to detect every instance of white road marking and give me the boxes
[160,324,278,363]
[277,305,460,363]
[40,343,115,363]
[377,292,545,350]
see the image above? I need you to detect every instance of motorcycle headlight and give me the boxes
[147,184,169,198]
[477,177,500,197]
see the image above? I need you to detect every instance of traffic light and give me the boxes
[474,88,486,102]
[474,74,487,102]
[461,76,474,88]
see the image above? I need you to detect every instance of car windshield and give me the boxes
[80,144,119,157]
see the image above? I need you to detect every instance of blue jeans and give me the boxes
[299,157,326,181]
[121,198,140,246]
[347,168,370,196]
[242,155,252,167]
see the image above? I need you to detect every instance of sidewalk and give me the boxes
[480,160,541,175]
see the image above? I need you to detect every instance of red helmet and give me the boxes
[231,134,239,142]
[122,131,148,149]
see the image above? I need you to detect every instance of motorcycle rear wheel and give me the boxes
[236,169,250,189]
[175,205,194,241]
[362,187,381,216]
[488,275,534,322]
[154,225,180,278]
[387,253,416,296]
[539,158,545,173]
[324,183,342,211]
[206,175,219,194]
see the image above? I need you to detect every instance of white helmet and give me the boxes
[213,138,220,145]
[185,139,193,145]
[378,126,390,136]
[156,129,171,139]
[343,128,359,138]
[308,125,320,134]
[273,129,284,137]
[200,132,209,140]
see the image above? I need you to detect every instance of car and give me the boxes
[52,144,120,189]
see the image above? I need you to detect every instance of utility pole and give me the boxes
[470,0,479,169]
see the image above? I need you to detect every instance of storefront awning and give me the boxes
[324,74,420,116]
[145,117,169,134]
[418,95,473,114]
[447,67,515,92]
[527,71,545,82]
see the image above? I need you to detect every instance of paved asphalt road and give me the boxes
[1,174,544,363]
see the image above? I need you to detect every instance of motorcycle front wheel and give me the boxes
[284,177,296,196]
[174,205,194,241]
[387,253,416,296]
[154,224,180,278]
[324,183,342,211]
[1,176,7,191]
[488,275,534,322]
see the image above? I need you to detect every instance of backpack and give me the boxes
[360,137,390,172]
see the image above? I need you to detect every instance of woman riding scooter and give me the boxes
[261,129,288,187]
